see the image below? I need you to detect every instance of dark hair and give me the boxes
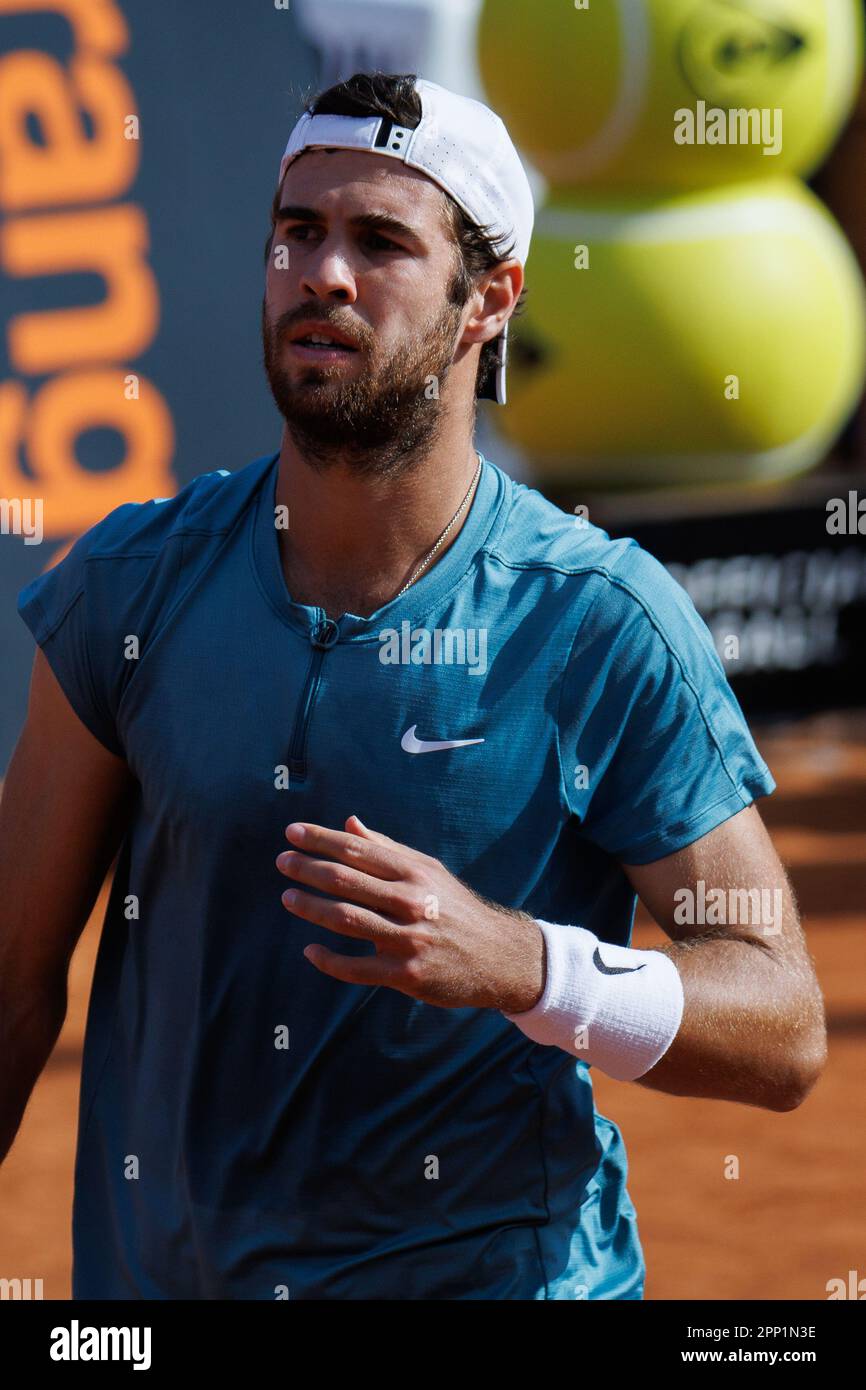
[265,71,527,399]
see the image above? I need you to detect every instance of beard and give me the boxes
[260,290,467,481]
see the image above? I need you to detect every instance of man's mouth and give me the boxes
[287,325,360,355]
[286,333,360,365]
[295,334,356,348]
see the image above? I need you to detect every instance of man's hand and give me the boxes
[275,814,544,1013]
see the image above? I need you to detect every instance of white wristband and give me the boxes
[502,920,684,1081]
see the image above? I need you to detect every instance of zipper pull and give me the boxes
[311,617,340,649]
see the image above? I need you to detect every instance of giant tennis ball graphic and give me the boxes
[500,180,866,486]
[478,0,864,190]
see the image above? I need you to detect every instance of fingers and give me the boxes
[284,819,406,880]
[281,883,405,943]
[276,847,406,914]
[344,813,402,849]
[302,942,404,988]
[343,816,440,869]
[277,818,440,956]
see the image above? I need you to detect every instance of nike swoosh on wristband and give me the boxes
[592,945,647,976]
[400,725,485,754]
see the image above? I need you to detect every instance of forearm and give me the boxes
[0,974,67,1164]
[638,931,827,1111]
[501,914,826,1113]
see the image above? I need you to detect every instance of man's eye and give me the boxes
[279,226,399,251]
[366,232,398,250]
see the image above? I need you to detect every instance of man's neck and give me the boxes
[273,428,482,620]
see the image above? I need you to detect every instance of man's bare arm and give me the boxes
[624,804,827,1112]
[0,650,135,1163]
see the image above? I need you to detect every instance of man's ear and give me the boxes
[462,259,523,348]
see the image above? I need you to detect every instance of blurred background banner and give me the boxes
[2,0,866,766]
[0,1,320,768]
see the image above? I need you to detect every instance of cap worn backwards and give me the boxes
[277,78,535,405]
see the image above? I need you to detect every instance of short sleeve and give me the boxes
[560,546,776,864]
[17,527,126,758]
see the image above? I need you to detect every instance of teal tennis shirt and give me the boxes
[17,449,775,1300]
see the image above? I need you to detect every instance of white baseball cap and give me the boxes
[277,77,535,405]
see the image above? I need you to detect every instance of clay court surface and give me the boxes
[1,710,863,1300]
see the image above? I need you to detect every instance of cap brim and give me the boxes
[477,321,509,405]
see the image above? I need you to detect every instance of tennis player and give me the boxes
[1,72,826,1300]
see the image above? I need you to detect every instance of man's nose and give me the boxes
[300,243,358,301]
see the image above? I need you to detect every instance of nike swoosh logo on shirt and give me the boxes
[401,725,485,755]
[592,946,647,976]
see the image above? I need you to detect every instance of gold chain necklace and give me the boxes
[394,451,483,599]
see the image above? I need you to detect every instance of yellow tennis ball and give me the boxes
[500,180,866,487]
[478,0,864,190]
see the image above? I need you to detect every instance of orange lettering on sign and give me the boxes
[0,380,28,494]
[28,369,175,534]
[0,0,129,58]
[0,53,139,210]
[0,0,178,557]
[3,205,159,375]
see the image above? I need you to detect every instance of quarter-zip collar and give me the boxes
[250,447,508,643]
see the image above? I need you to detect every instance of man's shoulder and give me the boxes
[78,450,277,563]
[487,460,674,599]
[18,450,277,652]
[483,458,715,667]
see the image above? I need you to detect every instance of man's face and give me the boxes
[262,148,471,478]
